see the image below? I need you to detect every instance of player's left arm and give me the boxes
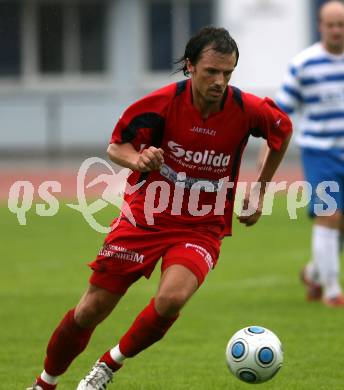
[238,98,293,226]
[256,63,299,170]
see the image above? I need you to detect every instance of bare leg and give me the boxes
[75,284,122,328]
[154,264,199,316]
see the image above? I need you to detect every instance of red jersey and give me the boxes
[110,79,292,236]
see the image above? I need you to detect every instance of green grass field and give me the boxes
[1,197,344,389]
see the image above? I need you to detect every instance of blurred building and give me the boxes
[0,0,323,156]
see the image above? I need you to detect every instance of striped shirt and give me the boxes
[276,42,344,154]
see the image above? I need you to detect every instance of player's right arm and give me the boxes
[107,84,174,172]
[107,143,164,172]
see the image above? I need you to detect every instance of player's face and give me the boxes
[187,47,237,104]
[319,3,344,54]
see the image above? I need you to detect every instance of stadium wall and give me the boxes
[0,0,312,157]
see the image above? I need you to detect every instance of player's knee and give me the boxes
[74,285,121,328]
[74,299,109,328]
[74,305,99,328]
[155,290,189,317]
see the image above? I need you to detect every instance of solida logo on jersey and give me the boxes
[167,140,231,167]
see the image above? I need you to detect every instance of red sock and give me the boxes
[99,350,123,371]
[35,377,57,390]
[44,309,94,376]
[118,298,179,357]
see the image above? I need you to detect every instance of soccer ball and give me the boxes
[225,326,283,384]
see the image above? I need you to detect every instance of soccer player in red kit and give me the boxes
[27,27,292,390]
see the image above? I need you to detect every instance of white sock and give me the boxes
[41,370,58,385]
[312,225,342,299]
[109,344,127,364]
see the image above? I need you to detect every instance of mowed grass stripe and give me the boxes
[1,196,344,389]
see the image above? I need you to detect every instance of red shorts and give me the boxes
[89,218,222,295]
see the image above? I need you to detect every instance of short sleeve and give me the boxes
[275,63,302,115]
[110,85,173,150]
[252,97,293,151]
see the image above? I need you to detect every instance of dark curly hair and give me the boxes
[175,26,239,76]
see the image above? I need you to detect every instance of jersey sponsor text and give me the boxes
[167,140,230,168]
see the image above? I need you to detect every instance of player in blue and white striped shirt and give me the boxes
[276,0,344,307]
